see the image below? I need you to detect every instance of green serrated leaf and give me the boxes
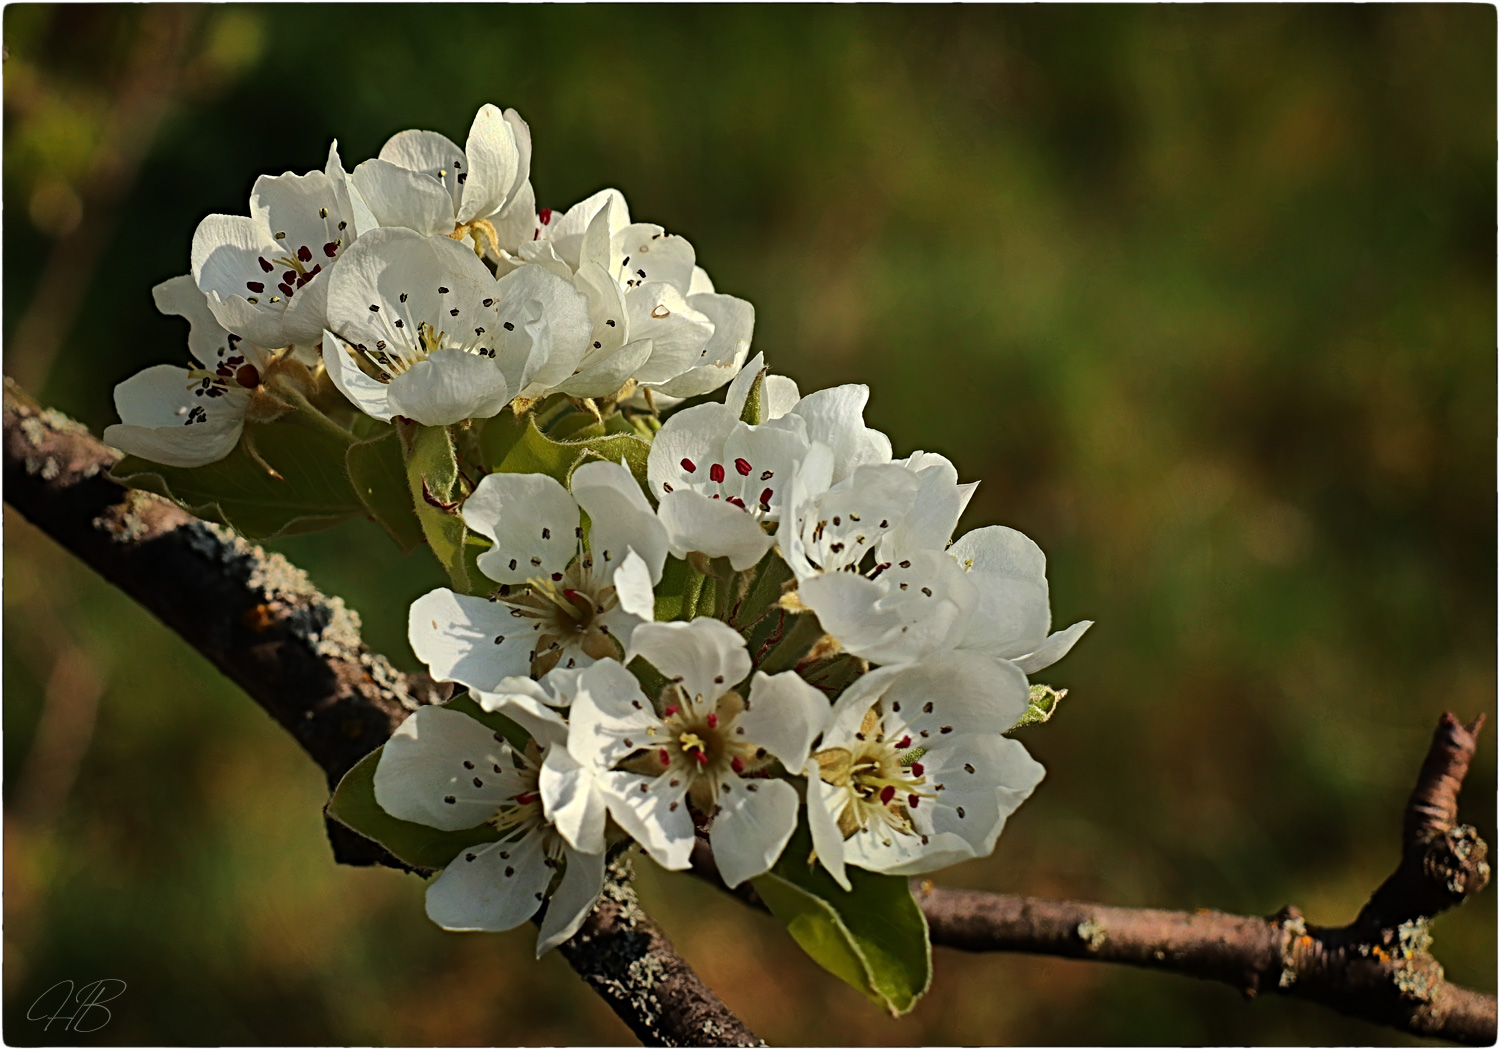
[404,423,469,592]
[569,433,651,488]
[752,822,932,1015]
[326,746,501,871]
[346,427,424,553]
[653,556,707,622]
[486,415,576,479]
[1009,683,1068,732]
[110,408,361,541]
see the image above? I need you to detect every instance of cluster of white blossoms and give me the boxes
[108,104,1090,960]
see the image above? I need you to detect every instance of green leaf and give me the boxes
[346,427,424,553]
[481,413,652,491]
[326,747,501,871]
[110,408,360,541]
[404,423,469,592]
[752,822,931,1015]
[1009,684,1068,732]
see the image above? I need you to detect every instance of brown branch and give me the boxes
[2,379,760,1048]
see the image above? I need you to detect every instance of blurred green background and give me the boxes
[4,4,1494,1044]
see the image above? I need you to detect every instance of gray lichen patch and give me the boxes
[94,489,159,543]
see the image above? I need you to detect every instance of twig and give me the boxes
[8,379,1490,1044]
[2,378,761,1048]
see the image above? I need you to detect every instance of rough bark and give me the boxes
[3,378,759,1047]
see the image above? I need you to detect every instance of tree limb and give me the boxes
[6,379,1491,1045]
[2,378,761,1048]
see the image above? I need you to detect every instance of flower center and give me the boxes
[813,705,933,842]
[499,554,621,675]
[624,685,770,814]
[486,743,544,837]
[666,455,776,513]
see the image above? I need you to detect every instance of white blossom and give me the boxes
[320,227,591,425]
[803,652,1045,890]
[103,276,288,467]
[349,104,535,257]
[190,142,360,349]
[564,620,827,887]
[372,704,604,955]
[409,461,667,690]
[507,189,756,400]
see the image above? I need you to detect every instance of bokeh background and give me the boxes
[4,4,1494,1044]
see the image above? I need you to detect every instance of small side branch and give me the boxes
[2,379,761,1048]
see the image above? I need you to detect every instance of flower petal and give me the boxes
[535,846,605,955]
[539,746,608,854]
[322,331,395,421]
[456,103,521,224]
[465,471,579,584]
[741,671,828,770]
[385,346,511,425]
[596,769,694,870]
[408,588,535,691]
[1012,620,1093,676]
[565,659,657,770]
[656,490,774,570]
[947,525,1052,661]
[626,619,750,705]
[711,776,799,888]
[804,760,852,891]
[425,830,551,931]
[373,706,522,830]
[351,159,457,238]
[572,459,669,585]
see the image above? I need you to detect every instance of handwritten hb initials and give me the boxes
[26,979,127,1033]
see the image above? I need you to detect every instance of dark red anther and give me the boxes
[663,704,680,718]
[693,751,709,766]
[731,756,745,774]
[759,488,773,507]
[258,256,274,272]
[235,364,261,389]
[709,463,725,483]
[910,762,924,777]
[278,282,294,297]
[706,713,718,729]
[734,458,752,476]
[896,735,911,749]
[563,589,583,602]
[515,791,537,805]
[727,496,746,509]
[283,270,297,283]
[879,785,896,805]
[307,263,322,278]
[908,795,920,809]
[551,572,563,582]
[324,241,339,257]
[680,457,697,473]
[658,748,671,766]
[216,363,234,377]
[297,244,312,262]
[246,281,265,293]
[538,208,553,225]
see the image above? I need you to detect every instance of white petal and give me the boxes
[572,459,669,585]
[647,402,738,496]
[804,761,852,891]
[539,747,608,854]
[741,671,828,770]
[249,170,345,274]
[478,689,569,743]
[496,263,593,396]
[102,418,243,468]
[626,284,715,385]
[351,159,456,237]
[465,471,579,584]
[648,292,754,399]
[610,549,657,621]
[1013,620,1093,675]
[501,108,533,205]
[626,619,750,704]
[777,385,892,483]
[322,331,394,421]
[880,452,968,557]
[612,223,697,293]
[151,275,237,368]
[763,376,801,420]
[105,363,246,467]
[425,830,550,931]
[189,213,287,346]
[408,588,534,691]
[457,103,521,224]
[710,777,799,888]
[829,651,1030,742]
[597,770,694,870]
[373,706,522,830]
[565,659,658,770]
[798,556,971,666]
[535,846,605,955]
[380,126,465,175]
[556,337,653,399]
[656,490,774,570]
[948,525,1052,660]
[385,346,512,425]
